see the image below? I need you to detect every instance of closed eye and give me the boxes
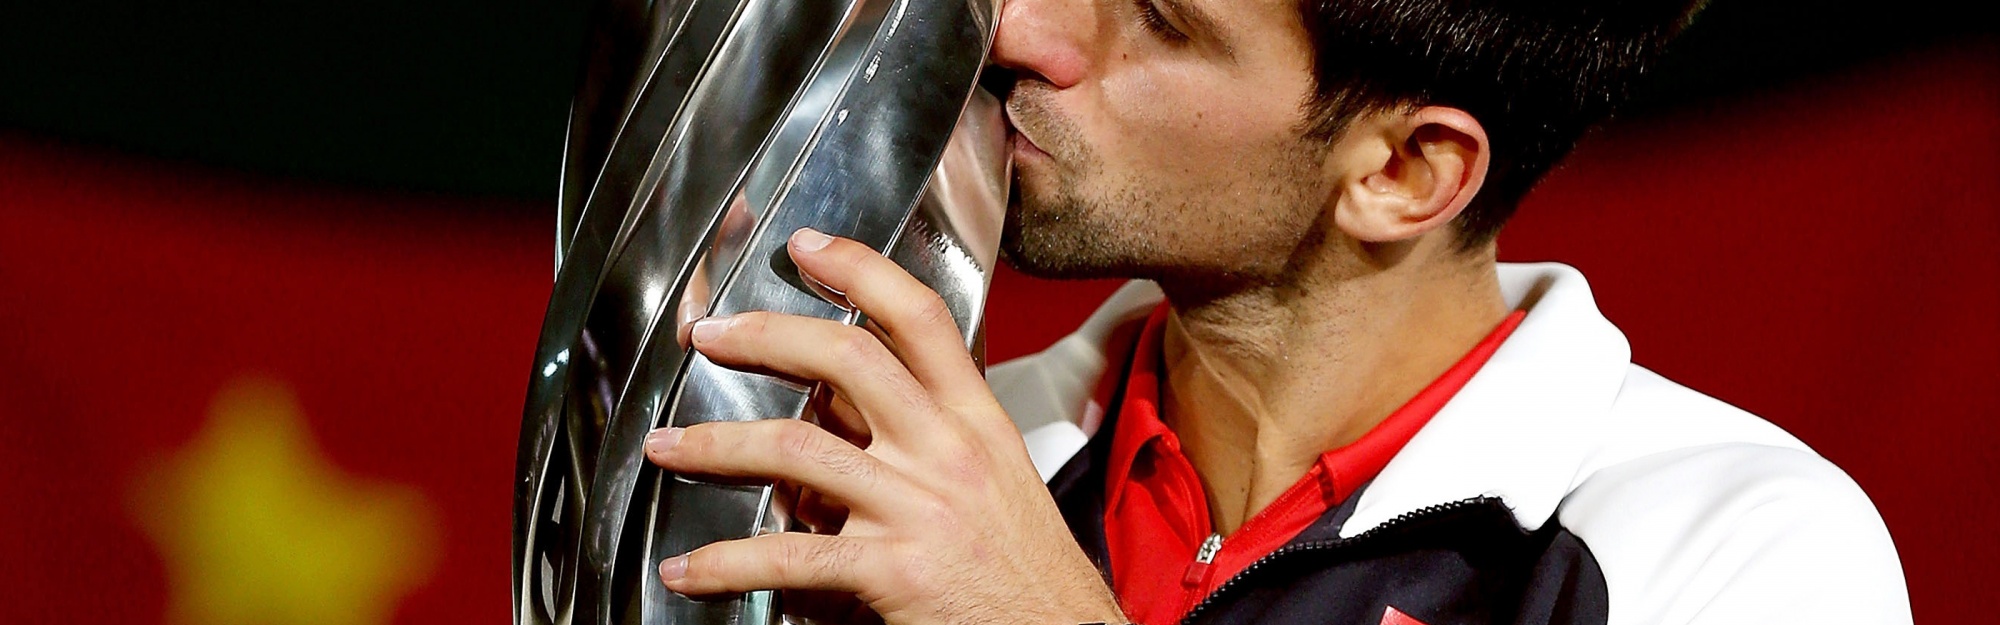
[1132,0,1189,43]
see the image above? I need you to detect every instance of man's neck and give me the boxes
[1156,241,1508,536]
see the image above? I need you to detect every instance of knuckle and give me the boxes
[825,445,878,486]
[885,541,935,595]
[686,546,729,584]
[677,423,719,456]
[815,539,860,586]
[776,421,876,485]
[831,325,883,363]
[908,292,957,331]
[933,435,989,484]
[733,311,774,338]
[968,409,1025,446]
[836,245,874,271]
[775,420,828,464]
[776,537,851,588]
[913,493,961,534]
[774,537,811,580]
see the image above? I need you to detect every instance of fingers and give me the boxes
[660,532,878,597]
[690,311,943,443]
[769,483,852,535]
[645,420,909,517]
[792,487,850,534]
[675,260,713,349]
[676,193,752,349]
[808,387,872,448]
[784,228,991,406]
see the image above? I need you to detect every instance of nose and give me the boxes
[988,0,1090,89]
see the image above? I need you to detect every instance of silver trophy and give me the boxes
[513,1,1006,624]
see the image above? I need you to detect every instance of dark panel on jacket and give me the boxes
[1048,432,1610,625]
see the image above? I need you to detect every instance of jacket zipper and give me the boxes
[1177,497,1498,625]
[1181,533,1225,586]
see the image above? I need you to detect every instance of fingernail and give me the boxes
[645,427,684,456]
[677,294,705,328]
[792,227,833,252]
[659,555,687,582]
[690,316,731,344]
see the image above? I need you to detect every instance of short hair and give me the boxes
[1297,0,1708,249]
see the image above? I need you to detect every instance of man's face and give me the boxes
[993,0,1334,285]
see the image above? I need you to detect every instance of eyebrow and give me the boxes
[1158,0,1236,58]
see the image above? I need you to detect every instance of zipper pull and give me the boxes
[1182,533,1224,587]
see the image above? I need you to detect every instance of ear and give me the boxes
[1331,106,1490,243]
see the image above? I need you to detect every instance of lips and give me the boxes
[1002,105,1050,161]
[1010,130,1049,161]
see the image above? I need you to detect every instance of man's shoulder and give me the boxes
[987,274,1912,622]
[1589,363,1814,470]
[1580,364,1858,504]
[1553,365,1912,624]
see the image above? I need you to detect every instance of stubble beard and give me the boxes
[998,87,1161,281]
[999,165,1166,281]
[999,88,1331,292]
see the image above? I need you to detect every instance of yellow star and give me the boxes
[132,377,439,625]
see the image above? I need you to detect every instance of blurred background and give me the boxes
[0,1,1994,623]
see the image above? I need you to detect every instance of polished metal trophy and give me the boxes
[512,0,1006,624]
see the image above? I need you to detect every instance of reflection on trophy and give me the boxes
[510,1,1006,624]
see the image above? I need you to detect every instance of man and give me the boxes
[637,0,1912,622]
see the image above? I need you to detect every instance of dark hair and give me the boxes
[1298,0,1707,249]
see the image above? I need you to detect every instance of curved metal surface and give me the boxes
[891,91,1008,357]
[631,0,1003,622]
[573,41,841,625]
[557,0,649,270]
[515,0,754,622]
[565,2,870,624]
[558,0,707,270]
[524,0,1006,623]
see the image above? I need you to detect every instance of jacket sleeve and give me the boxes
[1557,443,1912,625]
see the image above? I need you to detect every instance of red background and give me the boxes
[2,43,1993,622]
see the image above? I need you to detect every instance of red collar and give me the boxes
[1101,304,1527,625]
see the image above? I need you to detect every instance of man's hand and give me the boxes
[644,227,1126,625]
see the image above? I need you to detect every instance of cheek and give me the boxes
[1093,64,1298,186]
[1086,65,1328,262]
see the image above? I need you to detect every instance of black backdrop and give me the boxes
[1,0,1993,200]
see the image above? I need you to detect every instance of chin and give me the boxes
[1000,216,1107,280]
[999,218,1151,282]
[999,170,1194,281]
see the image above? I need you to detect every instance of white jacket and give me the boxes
[989,262,1912,624]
